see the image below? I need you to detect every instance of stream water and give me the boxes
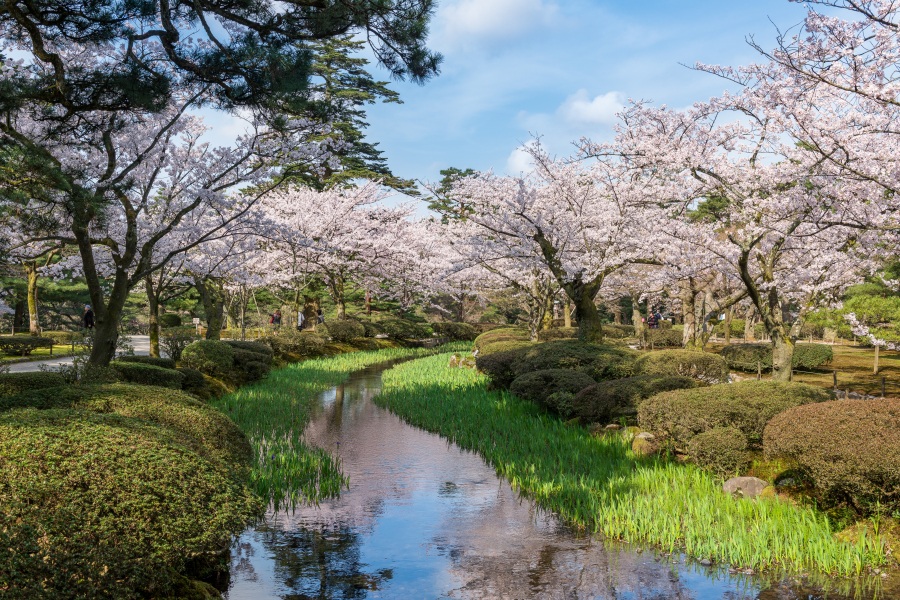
[224,363,889,599]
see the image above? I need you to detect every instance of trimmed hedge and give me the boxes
[638,381,832,448]
[479,340,533,356]
[509,369,596,416]
[601,326,630,340]
[265,331,326,358]
[0,335,53,356]
[320,320,366,342]
[0,372,67,398]
[537,327,578,342]
[40,330,83,346]
[511,340,637,382]
[224,340,274,361]
[431,322,478,341]
[177,367,208,398]
[159,313,182,328]
[571,375,697,424]
[115,355,177,370]
[647,328,682,348]
[474,327,529,351]
[0,406,258,598]
[720,342,834,372]
[634,350,729,384]
[688,427,750,478]
[110,361,185,390]
[764,399,900,514]
[376,318,431,340]
[180,340,234,377]
[475,349,522,389]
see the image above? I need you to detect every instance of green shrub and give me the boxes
[176,367,208,398]
[431,321,478,341]
[721,343,834,372]
[647,328,682,348]
[376,318,432,340]
[713,319,746,338]
[358,319,383,338]
[764,399,900,514]
[160,327,199,362]
[0,335,53,356]
[115,355,177,370]
[571,375,697,424]
[231,349,271,383]
[479,340,533,356]
[512,340,637,381]
[688,427,750,478]
[638,381,832,448]
[537,327,578,342]
[180,340,234,376]
[0,406,258,598]
[792,343,833,370]
[110,361,185,389]
[320,319,366,342]
[0,372,67,398]
[158,313,182,328]
[265,330,326,358]
[475,349,522,389]
[634,349,729,384]
[474,327,529,351]
[657,320,673,330]
[40,330,81,346]
[509,369,596,416]
[225,340,274,362]
[601,326,630,340]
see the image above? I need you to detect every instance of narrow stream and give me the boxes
[224,363,885,599]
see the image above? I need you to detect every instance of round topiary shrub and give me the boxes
[688,427,750,478]
[0,407,258,599]
[537,327,578,342]
[647,328,682,348]
[431,322,478,341]
[376,318,431,340]
[320,319,366,342]
[764,399,900,514]
[512,340,637,382]
[476,348,523,389]
[474,327,529,351]
[115,355,177,370]
[634,349,729,384]
[571,375,697,424]
[224,340,274,361]
[0,372,67,397]
[158,313,182,328]
[176,367,208,398]
[358,319,383,338]
[509,369,597,416]
[479,340,533,356]
[638,380,832,448]
[110,361,185,390]
[179,340,234,377]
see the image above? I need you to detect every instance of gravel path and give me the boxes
[6,335,153,373]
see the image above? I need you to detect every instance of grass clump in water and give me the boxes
[214,344,469,511]
[374,353,889,578]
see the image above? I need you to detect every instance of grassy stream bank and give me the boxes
[213,343,468,511]
[374,353,890,581]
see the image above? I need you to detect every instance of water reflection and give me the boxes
[225,364,887,599]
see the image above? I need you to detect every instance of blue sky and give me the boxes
[358,0,811,187]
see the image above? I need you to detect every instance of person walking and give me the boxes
[297,309,306,331]
[82,305,95,329]
[270,309,282,331]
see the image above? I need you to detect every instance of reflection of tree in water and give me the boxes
[258,524,392,599]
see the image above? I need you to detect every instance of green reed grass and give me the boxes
[214,344,469,511]
[374,353,889,578]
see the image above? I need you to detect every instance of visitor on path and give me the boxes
[297,310,306,331]
[317,308,325,324]
[270,309,282,330]
[82,305,95,329]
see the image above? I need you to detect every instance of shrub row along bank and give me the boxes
[212,343,469,511]
[374,354,888,577]
[0,384,259,599]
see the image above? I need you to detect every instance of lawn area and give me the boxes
[375,352,890,579]
[0,345,84,363]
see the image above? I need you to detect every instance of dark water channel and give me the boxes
[224,364,887,600]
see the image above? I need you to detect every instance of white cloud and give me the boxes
[435,0,559,53]
[505,141,539,175]
[558,90,625,126]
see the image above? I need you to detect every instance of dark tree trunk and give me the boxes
[195,277,225,340]
[26,263,40,335]
[145,276,160,357]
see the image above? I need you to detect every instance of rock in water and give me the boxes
[723,476,769,498]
